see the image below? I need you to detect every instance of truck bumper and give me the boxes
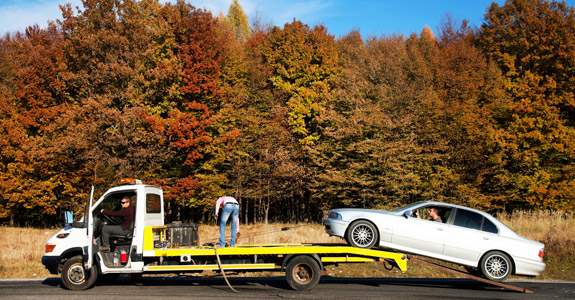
[42,255,60,275]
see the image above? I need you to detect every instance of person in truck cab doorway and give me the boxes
[214,196,240,248]
[99,195,135,252]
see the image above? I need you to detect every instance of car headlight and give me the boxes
[328,211,342,220]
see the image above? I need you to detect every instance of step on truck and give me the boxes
[42,178,408,291]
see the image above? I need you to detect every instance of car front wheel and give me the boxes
[480,251,512,281]
[346,220,379,249]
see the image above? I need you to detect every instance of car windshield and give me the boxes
[391,202,425,213]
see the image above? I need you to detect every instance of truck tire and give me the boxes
[61,255,98,290]
[480,251,512,281]
[346,220,379,249]
[285,255,321,291]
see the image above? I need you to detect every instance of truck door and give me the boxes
[84,186,95,270]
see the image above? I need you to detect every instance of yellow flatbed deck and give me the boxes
[142,227,407,273]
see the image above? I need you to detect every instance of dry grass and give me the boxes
[1,211,573,280]
[0,227,59,279]
[497,211,575,280]
[198,223,341,245]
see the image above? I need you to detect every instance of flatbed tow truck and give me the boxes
[41,178,532,293]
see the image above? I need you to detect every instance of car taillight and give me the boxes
[538,249,544,258]
[45,244,56,253]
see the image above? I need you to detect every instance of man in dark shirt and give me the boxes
[99,195,135,252]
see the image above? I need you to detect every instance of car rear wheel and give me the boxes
[480,251,512,281]
[346,220,379,249]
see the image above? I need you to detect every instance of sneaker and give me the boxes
[214,244,225,249]
[99,246,110,252]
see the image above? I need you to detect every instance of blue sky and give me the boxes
[1,0,574,38]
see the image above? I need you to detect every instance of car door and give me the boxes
[390,205,448,256]
[443,208,498,264]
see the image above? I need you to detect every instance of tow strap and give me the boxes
[214,248,239,293]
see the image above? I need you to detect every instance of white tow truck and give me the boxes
[42,178,408,291]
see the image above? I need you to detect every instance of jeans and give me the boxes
[219,203,239,247]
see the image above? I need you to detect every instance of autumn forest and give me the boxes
[1,0,574,227]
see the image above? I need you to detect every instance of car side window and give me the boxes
[482,218,499,234]
[414,206,451,223]
[453,209,482,230]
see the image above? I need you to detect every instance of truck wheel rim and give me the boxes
[68,263,86,284]
[293,263,312,283]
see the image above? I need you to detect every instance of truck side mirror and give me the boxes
[65,211,73,225]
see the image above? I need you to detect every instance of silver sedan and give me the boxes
[323,201,546,281]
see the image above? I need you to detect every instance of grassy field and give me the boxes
[0,210,573,280]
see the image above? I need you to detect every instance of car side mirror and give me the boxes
[404,210,412,218]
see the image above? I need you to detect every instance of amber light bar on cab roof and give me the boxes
[118,178,143,185]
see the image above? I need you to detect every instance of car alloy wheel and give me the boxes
[346,220,378,249]
[480,251,512,281]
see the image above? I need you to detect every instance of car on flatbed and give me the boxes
[323,201,546,281]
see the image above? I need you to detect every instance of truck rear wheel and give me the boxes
[285,255,321,291]
[61,255,98,290]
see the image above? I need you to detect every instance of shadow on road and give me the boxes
[41,275,520,293]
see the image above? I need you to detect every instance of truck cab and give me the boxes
[42,178,164,289]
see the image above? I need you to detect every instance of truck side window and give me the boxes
[147,193,161,213]
[98,193,133,212]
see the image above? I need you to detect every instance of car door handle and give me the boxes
[437,228,443,231]
[483,237,489,240]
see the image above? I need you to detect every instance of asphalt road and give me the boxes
[1,276,574,300]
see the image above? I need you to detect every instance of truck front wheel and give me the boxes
[61,255,98,290]
[285,255,321,291]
